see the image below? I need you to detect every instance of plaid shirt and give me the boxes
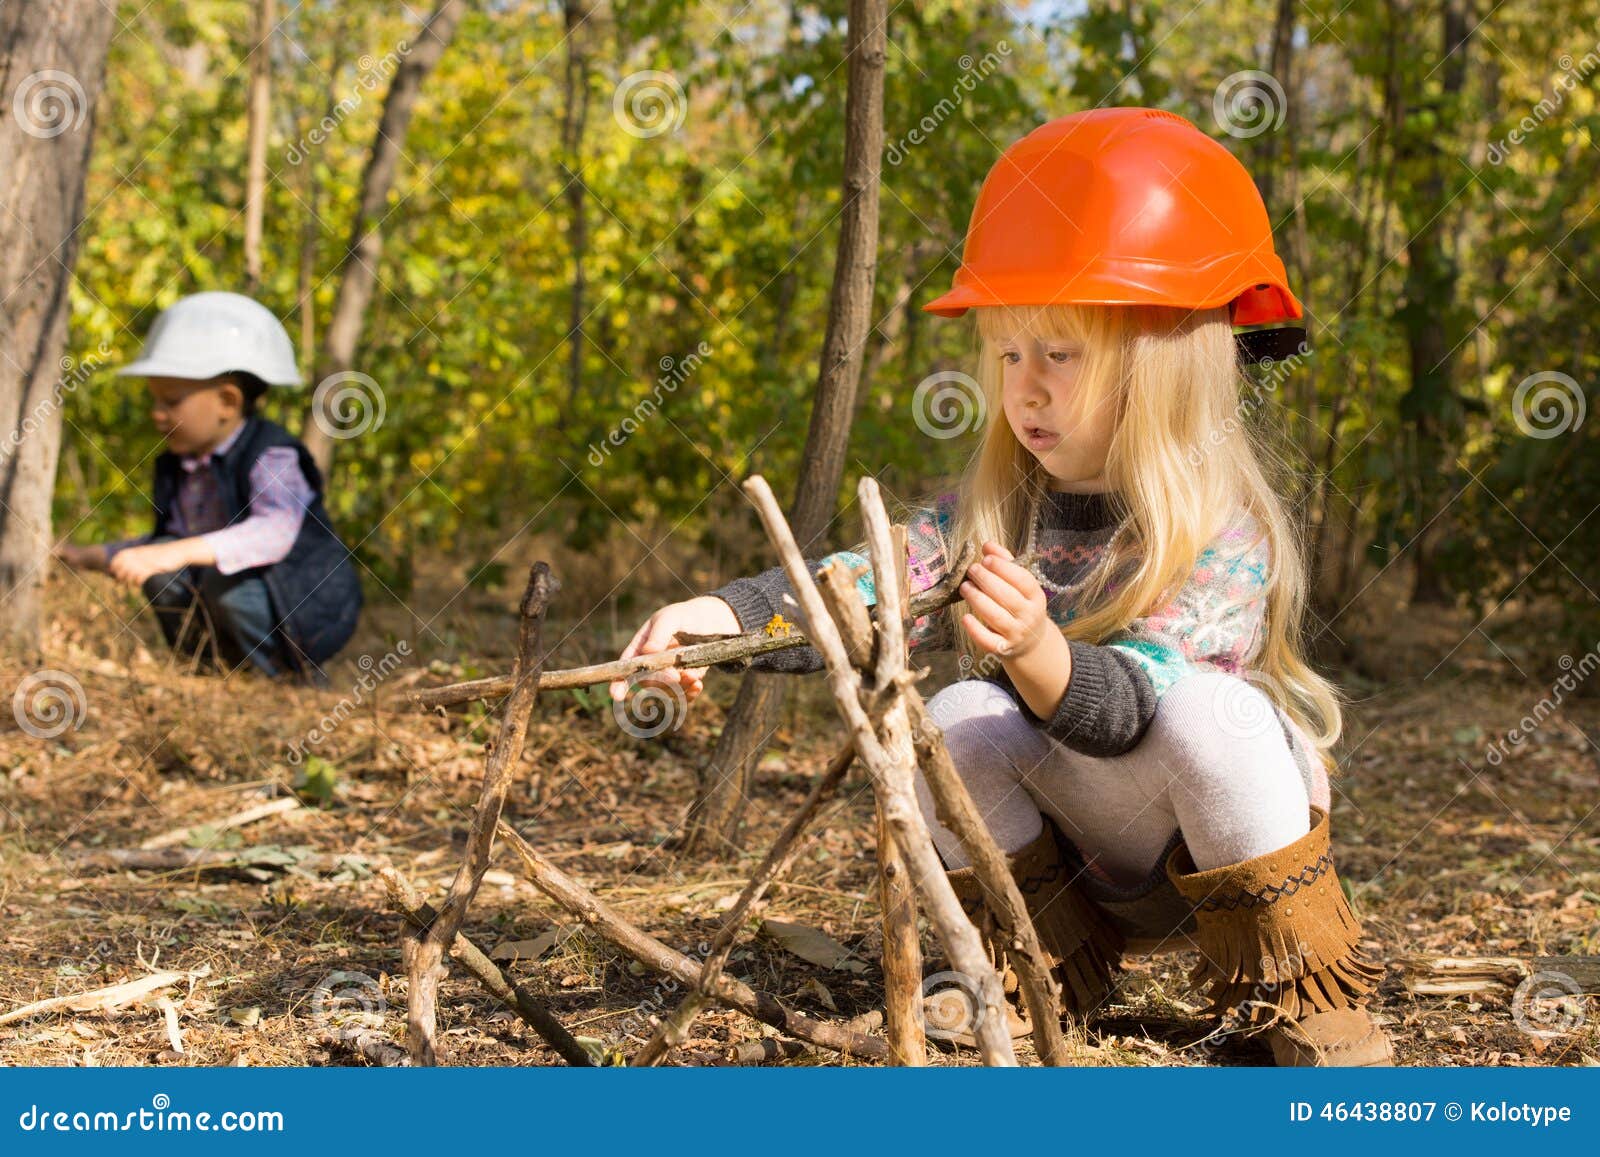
[104,421,314,575]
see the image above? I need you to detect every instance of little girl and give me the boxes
[611,108,1391,1066]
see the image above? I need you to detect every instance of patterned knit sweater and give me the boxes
[709,489,1275,757]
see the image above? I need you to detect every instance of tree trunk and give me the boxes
[560,1,599,408]
[1396,0,1473,606]
[243,0,275,294]
[300,0,468,477]
[0,0,117,652]
[682,0,888,856]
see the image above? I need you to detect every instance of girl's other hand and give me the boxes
[958,540,1050,658]
[609,595,742,706]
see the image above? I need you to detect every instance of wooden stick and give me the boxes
[744,473,1016,1065]
[631,741,857,1066]
[494,820,889,1061]
[404,542,985,711]
[65,846,369,876]
[320,1026,411,1066]
[402,563,554,1065]
[872,522,924,1063]
[812,552,921,1061]
[904,691,1071,1065]
[139,795,301,850]
[380,865,595,1067]
[0,967,209,1026]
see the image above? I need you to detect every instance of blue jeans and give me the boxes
[142,553,289,678]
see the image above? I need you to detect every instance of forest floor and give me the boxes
[2,553,1597,1068]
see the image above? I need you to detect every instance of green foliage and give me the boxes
[51,0,1596,632]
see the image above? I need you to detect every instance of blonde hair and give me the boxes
[944,302,1343,767]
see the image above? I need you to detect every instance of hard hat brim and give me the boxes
[115,355,303,387]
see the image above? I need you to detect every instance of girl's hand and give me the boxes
[609,595,742,707]
[958,541,1050,660]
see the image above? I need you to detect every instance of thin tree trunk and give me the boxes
[561,1,599,408]
[0,0,117,651]
[682,0,888,856]
[243,0,275,294]
[301,0,468,477]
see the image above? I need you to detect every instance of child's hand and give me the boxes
[958,541,1051,660]
[52,543,107,572]
[610,596,742,706]
[107,540,206,587]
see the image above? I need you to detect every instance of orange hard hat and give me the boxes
[923,107,1302,329]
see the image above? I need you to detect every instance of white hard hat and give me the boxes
[116,291,303,386]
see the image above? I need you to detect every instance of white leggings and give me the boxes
[914,673,1330,885]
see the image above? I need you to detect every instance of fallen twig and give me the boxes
[0,966,210,1027]
[139,795,301,850]
[380,865,594,1067]
[632,740,857,1066]
[321,1026,411,1066]
[495,820,890,1061]
[402,562,555,1065]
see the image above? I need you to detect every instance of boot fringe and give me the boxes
[1168,807,1386,1026]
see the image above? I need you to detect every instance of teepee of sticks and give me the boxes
[394,474,1079,1066]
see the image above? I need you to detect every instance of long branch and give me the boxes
[405,543,984,712]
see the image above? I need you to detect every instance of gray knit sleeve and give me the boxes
[707,564,826,675]
[990,641,1158,756]
[705,497,958,677]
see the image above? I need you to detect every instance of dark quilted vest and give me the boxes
[150,416,362,668]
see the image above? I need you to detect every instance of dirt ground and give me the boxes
[2,554,1597,1068]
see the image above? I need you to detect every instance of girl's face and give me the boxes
[994,331,1117,492]
[147,375,243,456]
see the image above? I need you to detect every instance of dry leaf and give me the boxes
[760,919,868,974]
